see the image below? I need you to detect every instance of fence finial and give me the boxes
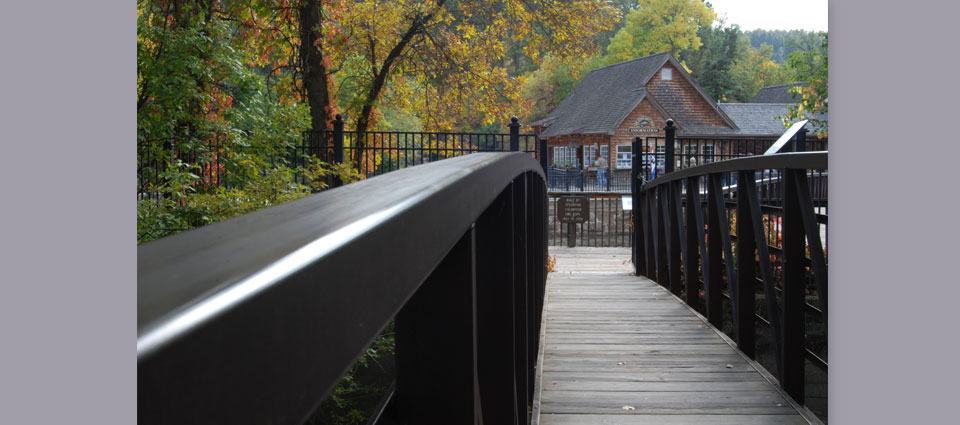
[509,116,520,151]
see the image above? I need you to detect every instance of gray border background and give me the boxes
[0,1,134,424]
[831,0,960,423]
[2,1,959,424]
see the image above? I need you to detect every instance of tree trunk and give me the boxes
[353,2,445,167]
[300,0,335,134]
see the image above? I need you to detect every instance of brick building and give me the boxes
[530,52,818,177]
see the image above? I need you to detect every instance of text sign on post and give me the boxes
[557,196,590,223]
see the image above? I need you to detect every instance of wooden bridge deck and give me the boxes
[533,247,812,425]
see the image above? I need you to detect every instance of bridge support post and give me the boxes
[539,137,548,174]
[705,174,726,329]
[794,127,808,153]
[668,181,683,296]
[735,170,756,358]
[475,184,521,424]
[395,228,482,425]
[684,177,701,309]
[632,136,645,275]
[781,168,806,402]
[655,186,668,286]
[645,191,656,280]
[512,175,532,421]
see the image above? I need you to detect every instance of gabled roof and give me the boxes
[751,83,805,103]
[539,53,670,138]
[609,89,675,131]
[538,52,737,138]
[718,103,826,136]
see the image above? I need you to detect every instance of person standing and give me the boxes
[594,152,608,189]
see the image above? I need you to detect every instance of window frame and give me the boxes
[616,144,632,169]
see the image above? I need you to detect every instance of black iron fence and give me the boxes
[639,133,828,182]
[138,116,542,200]
[631,121,828,421]
[138,153,548,425]
[547,194,632,247]
[545,167,632,193]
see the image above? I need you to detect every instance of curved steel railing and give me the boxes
[138,152,548,425]
[633,151,828,418]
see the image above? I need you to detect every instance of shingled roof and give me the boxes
[718,103,827,136]
[536,52,739,138]
[751,83,805,103]
[537,53,670,137]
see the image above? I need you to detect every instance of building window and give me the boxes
[656,145,665,169]
[684,145,699,166]
[702,145,716,163]
[661,68,672,80]
[553,146,577,167]
[583,145,610,168]
[616,145,632,169]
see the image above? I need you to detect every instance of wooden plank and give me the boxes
[533,247,811,425]
[541,371,765,382]
[541,414,808,425]
[542,380,776,392]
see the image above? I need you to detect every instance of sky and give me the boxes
[706,0,828,32]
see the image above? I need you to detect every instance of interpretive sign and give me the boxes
[557,196,589,223]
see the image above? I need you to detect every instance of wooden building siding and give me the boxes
[643,62,732,131]
[611,98,667,166]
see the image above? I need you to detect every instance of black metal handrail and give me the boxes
[641,152,827,187]
[138,152,548,425]
[632,150,828,419]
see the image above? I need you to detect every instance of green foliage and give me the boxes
[725,39,797,102]
[604,0,716,64]
[781,33,828,136]
[137,158,361,244]
[306,322,396,425]
[743,29,822,64]
[521,54,604,124]
[681,23,744,101]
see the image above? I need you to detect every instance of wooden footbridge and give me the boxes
[138,123,827,425]
[534,248,814,424]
